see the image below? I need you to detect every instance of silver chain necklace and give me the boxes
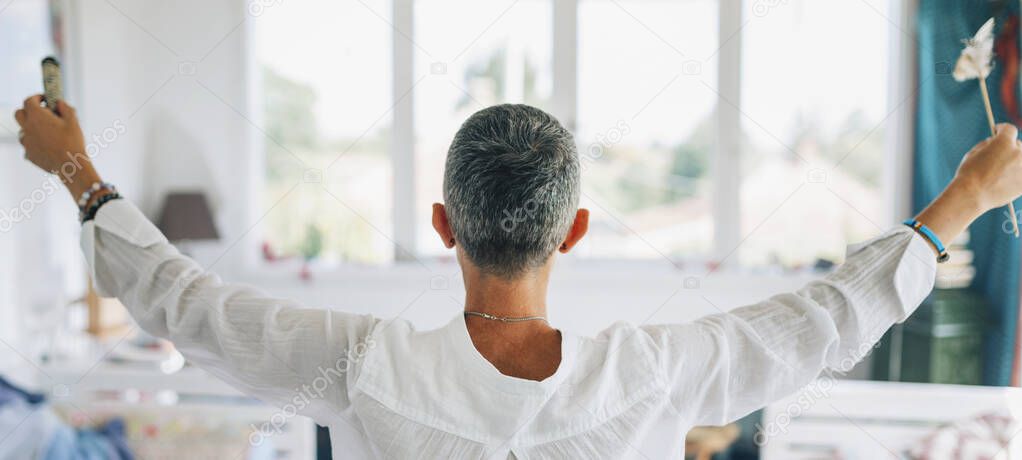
[464,311,548,323]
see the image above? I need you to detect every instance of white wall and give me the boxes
[251,268,811,336]
[69,0,253,246]
[0,142,23,376]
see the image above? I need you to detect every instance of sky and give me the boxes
[255,0,394,140]
[741,0,890,151]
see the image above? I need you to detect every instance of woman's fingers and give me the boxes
[13,109,26,128]
[21,95,61,126]
[55,100,78,126]
[20,95,76,125]
[23,94,43,110]
[995,123,1019,142]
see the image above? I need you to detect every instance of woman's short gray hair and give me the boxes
[443,104,580,279]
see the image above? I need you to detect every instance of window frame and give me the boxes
[250,0,916,275]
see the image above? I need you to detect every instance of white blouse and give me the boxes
[82,199,937,459]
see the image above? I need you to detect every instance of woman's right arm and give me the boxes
[14,95,379,426]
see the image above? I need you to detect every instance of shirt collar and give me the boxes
[445,314,578,396]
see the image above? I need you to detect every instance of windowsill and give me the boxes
[229,257,821,290]
[201,256,822,333]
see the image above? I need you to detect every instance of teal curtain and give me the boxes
[915,0,1020,385]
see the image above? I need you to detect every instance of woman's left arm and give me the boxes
[643,125,1022,427]
[645,226,936,426]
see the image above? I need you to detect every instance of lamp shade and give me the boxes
[156,192,219,242]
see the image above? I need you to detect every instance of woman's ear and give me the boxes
[432,203,456,248]
[559,209,589,253]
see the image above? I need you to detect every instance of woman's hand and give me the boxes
[915,123,1022,250]
[13,95,100,199]
[953,123,1022,211]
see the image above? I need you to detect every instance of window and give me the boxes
[257,0,898,269]
[576,0,718,261]
[256,0,394,266]
[738,0,891,267]
[0,0,57,129]
[413,0,554,256]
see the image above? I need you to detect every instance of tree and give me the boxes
[263,66,319,149]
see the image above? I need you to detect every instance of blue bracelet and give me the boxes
[903,219,950,263]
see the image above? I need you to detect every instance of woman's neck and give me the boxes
[461,266,550,320]
[459,264,562,381]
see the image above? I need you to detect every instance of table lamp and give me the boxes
[156,192,220,245]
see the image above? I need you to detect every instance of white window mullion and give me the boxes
[713,0,742,265]
[883,0,917,225]
[552,0,578,132]
[392,0,417,261]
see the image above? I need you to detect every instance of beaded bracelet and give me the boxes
[903,219,950,263]
[76,182,117,211]
[80,192,122,223]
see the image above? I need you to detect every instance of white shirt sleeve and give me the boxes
[80,199,379,425]
[643,227,937,426]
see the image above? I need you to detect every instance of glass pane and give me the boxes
[739,0,890,267]
[414,0,554,256]
[577,0,719,262]
[257,0,394,266]
[0,0,56,127]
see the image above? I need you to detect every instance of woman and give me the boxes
[14,97,1022,458]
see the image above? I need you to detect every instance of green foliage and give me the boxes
[822,110,884,186]
[590,114,715,214]
[300,224,324,261]
[789,109,884,186]
[455,48,545,109]
[264,66,319,149]
[667,143,709,200]
[263,66,320,183]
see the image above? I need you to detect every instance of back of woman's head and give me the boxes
[443,104,580,279]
